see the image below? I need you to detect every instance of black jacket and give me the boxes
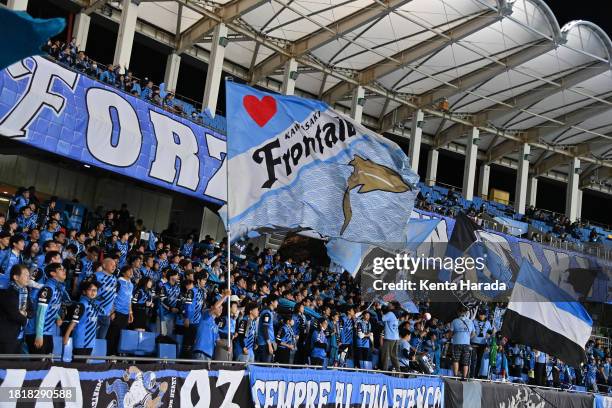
[0,286,30,343]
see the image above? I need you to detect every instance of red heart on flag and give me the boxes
[243,95,277,127]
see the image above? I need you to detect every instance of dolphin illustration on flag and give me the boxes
[225,82,419,244]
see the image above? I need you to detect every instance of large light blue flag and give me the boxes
[225,82,419,244]
[326,217,440,277]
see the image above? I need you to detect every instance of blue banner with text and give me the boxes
[0,56,226,204]
[248,366,444,408]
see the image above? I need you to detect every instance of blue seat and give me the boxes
[89,339,107,364]
[157,343,177,360]
[52,336,63,361]
[119,330,156,356]
[119,329,140,354]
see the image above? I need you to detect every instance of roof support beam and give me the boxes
[580,165,612,188]
[420,40,555,107]
[176,0,266,54]
[488,95,612,163]
[250,0,414,83]
[322,8,504,105]
[437,61,610,148]
[534,145,591,176]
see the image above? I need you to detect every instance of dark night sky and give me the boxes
[24,0,612,225]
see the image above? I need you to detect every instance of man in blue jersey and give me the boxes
[451,306,475,379]
[257,295,279,363]
[63,280,104,356]
[234,302,259,362]
[115,232,130,268]
[72,245,99,295]
[471,309,493,379]
[180,236,194,258]
[355,310,373,368]
[214,298,239,361]
[310,318,329,367]
[106,266,134,355]
[27,263,67,354]
[193,288,230,361]
[181,277,203,357]
[380,302,401,372]
[338,306,356,367]
[159,269,180,338]
[94,258,118,339]
[39,220,58,243]
[275,315,297,364]
[0,235,25,287]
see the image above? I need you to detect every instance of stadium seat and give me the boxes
[89,339,107,364]
[157,343,177,360]
[119,330,156,356]
[52,336,63,361]
[61,338,73,363]
[119,329,140,354]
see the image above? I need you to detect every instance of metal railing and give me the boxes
[44,55,227,135]
[0,354,602,396]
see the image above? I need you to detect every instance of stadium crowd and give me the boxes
[42,38,208,125]
[0,186,610,393]
[415,186,607,245]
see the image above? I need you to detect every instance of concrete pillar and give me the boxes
[409,109,424,173]
[462,127,479,201]
[113,0,139,74]
[73,12,91,51]
[514,143,530,214]
[576,189,583,220]
[527,176,538,208]
[477,164,490,199]
[202,23,228,116]
[281,58,298,96]
[164,53,181,92]
[565,157,580,221]
[425,149,438,187]
[350,86,365,123]
[7,0,27,11]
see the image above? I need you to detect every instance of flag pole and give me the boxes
[225,141,232,361]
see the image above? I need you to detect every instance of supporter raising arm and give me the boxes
[193,288,231,361]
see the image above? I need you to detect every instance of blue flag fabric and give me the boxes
[0,9,64,70]
[225,82,419,244]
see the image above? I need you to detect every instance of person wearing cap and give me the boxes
[256,295,278,362]
[471,309,493,378]
[310,318,329,367]
[234,302,259,362]
[214,297,239,361]
[275,315,297,364]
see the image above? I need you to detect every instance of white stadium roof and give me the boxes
[87,0,612,188]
